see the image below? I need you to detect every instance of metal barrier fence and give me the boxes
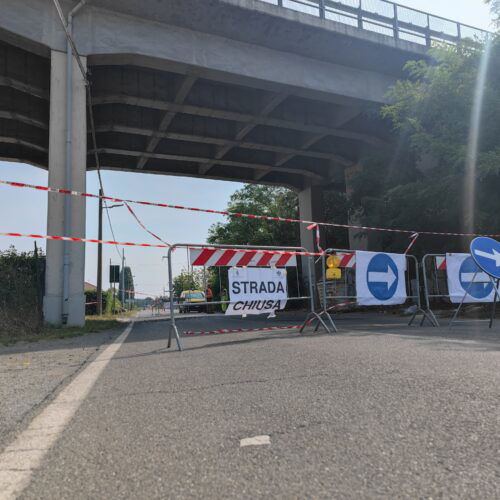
[258,0,489,47]
[166,243,335,351]
[421,254,448,327]
[316,248,433,327]
[422,254,500,328]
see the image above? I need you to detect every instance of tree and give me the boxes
[208,184,349,250]
[104,289,121,315]
[125,267,134,301]
[172,268,205,297]
[208,185,300,247]
[486,0,500,26]
[347,40,500,255]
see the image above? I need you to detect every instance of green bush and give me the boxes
[85,290,109,316]
[104,289,121,315]
[0,246,45,337]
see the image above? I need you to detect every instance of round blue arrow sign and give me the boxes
[459,256,493,299]
[366,254,399,301]
[470,237,500,280]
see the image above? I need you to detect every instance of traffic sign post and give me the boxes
[470,237,500,329]
[450,238,500,329]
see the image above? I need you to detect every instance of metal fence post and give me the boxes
[426,14,431,47]
[393,3,399,39]
[308,254,315,313]
[167,246,183,351]
[407,255,435,327]
[319,0,325,19]
[357,0,363,29]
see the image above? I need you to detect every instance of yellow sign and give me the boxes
[326,255,341,268]
[326,268,341,280]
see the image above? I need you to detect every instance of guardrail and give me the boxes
[258,0,489,47]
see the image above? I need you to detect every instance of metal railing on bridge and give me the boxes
[258,0,489,47]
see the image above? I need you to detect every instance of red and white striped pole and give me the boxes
[405,232,419,254]
[307,223,324,254]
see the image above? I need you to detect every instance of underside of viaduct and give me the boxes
[0,42,392,191]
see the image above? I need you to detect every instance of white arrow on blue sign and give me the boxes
[366,254,399,300]
[470,237,500,280]
[459,256,493,299]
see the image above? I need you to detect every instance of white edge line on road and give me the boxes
[0,321,134,500]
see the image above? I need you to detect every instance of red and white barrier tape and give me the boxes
[404,232,419,254]
[0,231,324,257]
[184,325,300,336]
[190,247,297,267]
[436,256,447,270]
[2,179,499,238]
[0,232,170,248]
[336,252,356,268]
[325,300,357,311]
[307,223,324,254]
[184,301,357,336]
[124,202,171,247]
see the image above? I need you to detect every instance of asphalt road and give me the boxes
[1,313,499,499]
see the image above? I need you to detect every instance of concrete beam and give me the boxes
[201,91,288,175]
[92,147,327,182]
[0,75,49,99]
[275,132,326,167]
[0,110,48,130]
[98,163,300,190]
[75,5,396,105]
[94,124,352,165]
[275,107,362,167]
[92,94,383,146]
[0,136,47,153]
[136,74,196,169]
[217,93,288,156]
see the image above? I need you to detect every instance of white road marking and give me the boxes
[240,435,271,447]
[0,322,134,500]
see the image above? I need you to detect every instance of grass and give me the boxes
[0,313,134,346]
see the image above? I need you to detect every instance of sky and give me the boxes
[0,0,494,298]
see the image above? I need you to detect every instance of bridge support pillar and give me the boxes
[345,164,368,251]
[298,184,324,293]
[43,50,87,327]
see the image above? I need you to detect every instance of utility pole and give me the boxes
[111,258,116,314]
[121,249,125,310]
[96,189,103,315]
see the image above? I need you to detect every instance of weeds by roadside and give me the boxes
[0,314,133,346]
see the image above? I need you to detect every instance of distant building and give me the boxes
[84,282,97,292]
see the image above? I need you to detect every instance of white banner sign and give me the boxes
[446,253,498,303]
[226,267,288,316]
[355,251,407,306]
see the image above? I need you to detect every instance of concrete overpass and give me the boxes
[0,0,486,325]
